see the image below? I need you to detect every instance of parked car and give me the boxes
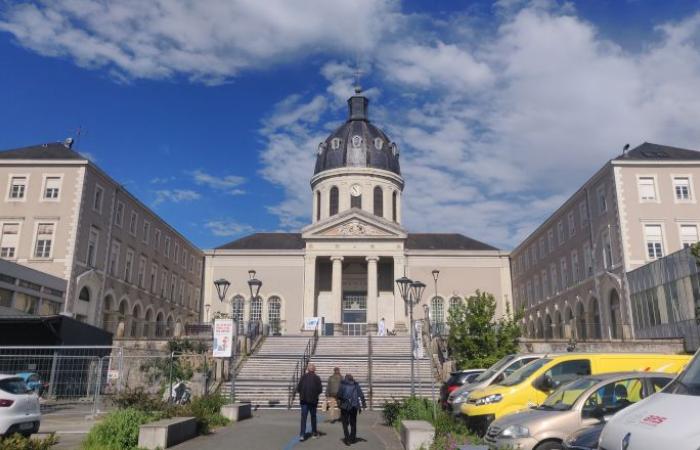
[484,371,673,450]
[598,348,700,450]
[15,373,46,397]
[0,374,41,437]
[447,354,547,416]
[440,369,485,408]
[462,353,691,436]
[562,423,604,450]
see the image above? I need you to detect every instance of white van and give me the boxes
[598,348,699,450]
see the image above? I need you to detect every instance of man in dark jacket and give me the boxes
[337,373,366,445]
[326,367,342,423]
[297,363,322,441]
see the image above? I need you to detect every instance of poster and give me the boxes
[213,319,234,358]
[304,317,321,331]
[413,321,424,359]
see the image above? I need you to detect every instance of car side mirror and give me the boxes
[534,375,554,392]
[493,373,505,384]
[590,405,606,422]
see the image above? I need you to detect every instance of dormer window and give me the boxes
[317,142,326,155]
[374,138,383,150]
[331,138,341,150]
[391,143,399,157]
[352,135,362,148]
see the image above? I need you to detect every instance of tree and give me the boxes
[447,290,523,369]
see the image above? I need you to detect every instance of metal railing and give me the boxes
[343,323,367,336]
[635,318,700,352]
[287,326,319,409]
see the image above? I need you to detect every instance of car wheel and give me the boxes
[535,441,564,450]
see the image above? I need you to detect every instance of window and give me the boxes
[583,242,593,277]
[174,243,180,264]
[108,241,120,276]
[8,176,27,200]
[115,202,125,226]
[268,296,281,334]
[93,185,104,212]
[681,224,699,248]
[150,263,158,293]
[674,177,692,201]
[539,237,546,258]
[544,359,591,387]
[431,296,445,328]
[533,277,540,302]
[329,187,339,216]
[571,250,580,284]
[316,191,321,221]
[251,296,262,322]
[161,269,168,298]
[541,270,549,298]
[568,211,575,237]
[547,229,555,251]
[392,191,398,222]
[78,287,90,302]
[137,256,146,288]
[449,296,461,312]
[331,138,341,149]
[43,176,61,200]
[189,255,195,273]
[579,201,588,224]
[597,186,607,213]
[373,186,384,217]
[164,236,171,257]
[179,278,185,305]
[195,288,201,311]
[603,230,614,268]
[560,257,568,289]
[558,221,565,245]
[87,227,99,267]
[124,249,134,283]
[129,211,138,235]
[154,229,161,251]
[350,193,361,209]
[582,378,645,418]
[638,177,657,201]
[232,295,245,323]
[526,280,532,305]
[34,223,54,258]
[142,221,150,244]
[644,225,664,260]
[170,274,177,302]
[550,264,558,294]
[0,223,19,259]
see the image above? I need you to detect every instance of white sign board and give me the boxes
[413,321,424,359]
[213,319,234,358]
[304,317,321,331]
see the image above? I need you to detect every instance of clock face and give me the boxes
[350,184,362,197]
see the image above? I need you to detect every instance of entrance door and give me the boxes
[342,292,367,335]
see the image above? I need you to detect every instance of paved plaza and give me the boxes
[173,409,403,450]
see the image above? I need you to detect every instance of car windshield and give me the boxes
[473,355,516,382]
[540,378,600,410]
[500,358,552,387]
[666,352,700,396]
[0,377,30,395]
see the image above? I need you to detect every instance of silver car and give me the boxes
[447,354,546,416]
[484,371,673,450]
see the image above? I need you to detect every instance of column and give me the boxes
[331,256,344,328]
[393,255,407,333]
[303,255,317,325]
[366,256,379,329]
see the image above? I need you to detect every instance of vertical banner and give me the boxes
[213,319,234,358]
[413,320,424,359]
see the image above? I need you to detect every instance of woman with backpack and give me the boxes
[337,373,367,446]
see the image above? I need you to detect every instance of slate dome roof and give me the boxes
[314,90,401,176]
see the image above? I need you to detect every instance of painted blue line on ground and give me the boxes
[282,411,325,450]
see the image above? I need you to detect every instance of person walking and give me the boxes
[326,367,342,423]
[377,318,386,337]
[297,363,322,442]
[338,373,366,446]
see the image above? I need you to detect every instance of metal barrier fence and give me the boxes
[0,345,218,416]
[635,318,700,352]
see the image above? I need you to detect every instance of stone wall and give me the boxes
[518,338,686,354]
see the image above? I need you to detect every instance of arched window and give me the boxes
[79,287,90,302]
[553,310,562,339]
[610,290,621,339]
[118,299,128,318]
[544,314,553,339]
[536,317,544,339]
[268,296,281,335]
[155,312,165,337]
[166,315,174,337]
[449,296,461,313]
[130,305,141,337]
[392,191,398,222]
[576,302,587,340]
[431,296,445,334]
[250,296,262,323]
[329,187,339,216]
[316,191,321,221]
[232,295,245,323]
[590,298,602,339]
[102,295,114,331]
[373,186,383,217]
[144,308,153,337]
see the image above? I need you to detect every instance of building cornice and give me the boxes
[310,167,404,189]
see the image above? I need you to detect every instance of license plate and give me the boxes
[19,422,34,430]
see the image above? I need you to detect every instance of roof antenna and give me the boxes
[622,143,630,155]
[63,137,74,149]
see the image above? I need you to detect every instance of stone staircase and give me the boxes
[220,336,311,409]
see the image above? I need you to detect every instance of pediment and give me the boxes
[302,209,406,240]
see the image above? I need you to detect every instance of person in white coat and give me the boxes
[377,318,386,337]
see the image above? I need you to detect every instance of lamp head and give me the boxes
[432,269,440,282]
[248,270,256,279]
[213,278,231,302]
[248,274,262,299]
[395,276,413,300]
[410,280,426,304]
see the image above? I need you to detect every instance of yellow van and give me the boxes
[460,352,691,435]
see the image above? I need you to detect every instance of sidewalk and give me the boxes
[172,409,403,450]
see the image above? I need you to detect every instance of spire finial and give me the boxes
[353,67,363,94]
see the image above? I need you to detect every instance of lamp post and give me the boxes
[213,278,233,401]
[247,270,263,335]
[396,276,425,396]
[205,304,210,322]
[431,269,439,334]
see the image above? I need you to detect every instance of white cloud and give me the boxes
[191,169,246,195]
[151,176,176,184]
[153,189,201,204]
[205,220,254,237]
[0,0,398,83]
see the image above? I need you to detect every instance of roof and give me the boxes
[615,142,700,161]
[0,142,86,160]
[314,92,401,176]
[216,232,498,251]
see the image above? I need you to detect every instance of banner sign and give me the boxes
[413,321,424,359]
[213,319,234,358]
[304,317,321,331]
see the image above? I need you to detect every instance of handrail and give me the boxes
[287,326,319,408]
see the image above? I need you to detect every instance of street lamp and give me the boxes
[247,270,263,335]
[431,270,439,334]
[396,276,425,396]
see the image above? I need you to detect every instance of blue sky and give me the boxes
[2,0,700,250]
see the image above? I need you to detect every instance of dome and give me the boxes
[314,91,401,176]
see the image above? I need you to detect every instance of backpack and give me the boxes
[340,384,356,411]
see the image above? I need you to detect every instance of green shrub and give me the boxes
[111,388,168,412]
[0,434,58,450]
[177,394,229,434]
[81,408,156,450]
